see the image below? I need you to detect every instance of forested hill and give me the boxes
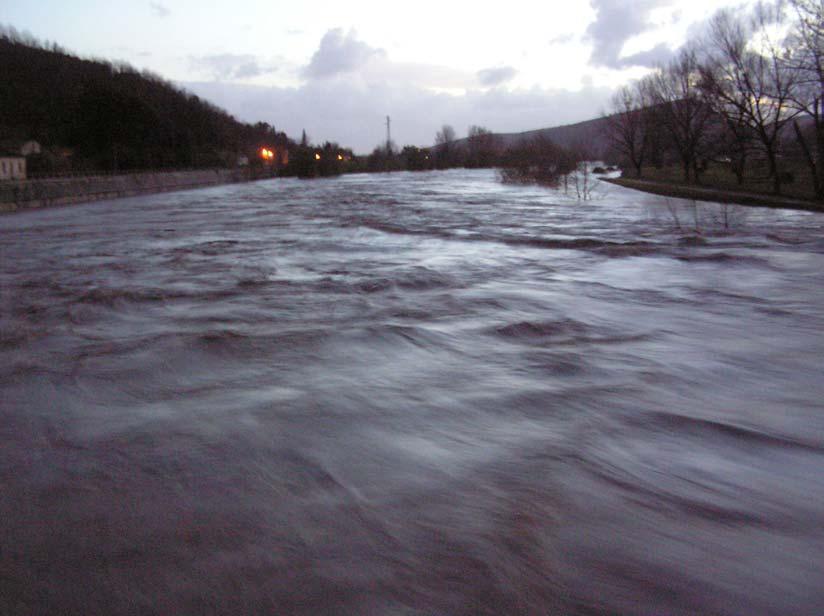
[0,29,289,173]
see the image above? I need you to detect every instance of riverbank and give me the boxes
[0,168,254,213]
[606,177,824,212]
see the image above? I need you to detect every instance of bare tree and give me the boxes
[647,48,715,183]
[435,124,456,145]
[786,0,824,198]
[604,82,651,177]
[466,125,498,168]
[699,5,802,194]
[435,124,456,168]
[570,160,597,200]
[715,113,760,185]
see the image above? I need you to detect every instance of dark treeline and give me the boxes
[604,0,824,199]
[287,130,355,178]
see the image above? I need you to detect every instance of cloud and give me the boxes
[149,2,170,18]
[302,28,386,79]
[189,54,278,81]
[181,78,613,154]
[182,28,615,152]
[586,0,674,68]
[301,28,476,91]
[477,66,518,87]
[619,42,674,67]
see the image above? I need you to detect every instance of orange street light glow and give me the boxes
[337,154,343,161]
[315,153,321,160]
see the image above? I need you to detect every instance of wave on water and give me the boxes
[2,169,824,615]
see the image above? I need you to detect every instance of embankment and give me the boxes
[606,177,823,212]
[0,168,252,213]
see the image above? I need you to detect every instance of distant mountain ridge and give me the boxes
[449,116,613,158]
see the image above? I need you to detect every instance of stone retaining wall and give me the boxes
[0,168,251,213]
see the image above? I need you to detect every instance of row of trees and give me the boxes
[434,125,501,168]
[284,130,355,178]
[359,124,504,173]
[606,0,824,198]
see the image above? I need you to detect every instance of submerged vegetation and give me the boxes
[498,137,580,186]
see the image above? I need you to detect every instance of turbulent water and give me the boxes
[2,169,824,615]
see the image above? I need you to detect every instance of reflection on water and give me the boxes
[1,169,823,615]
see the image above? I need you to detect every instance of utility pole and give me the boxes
[385,115,391,172]
[386,116,391,155]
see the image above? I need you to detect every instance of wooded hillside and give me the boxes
[0,29,290,173]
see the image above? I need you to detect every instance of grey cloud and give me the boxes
[684,3,753,45]
[302,28,385,79]
[586,0,674,68]
[184,30,612,152]
[301,29,474,90]
[181,78,612,154]
[149,2,170,18]
[477,66,518,87]
[189,54,278,81]
[619,42,674,68]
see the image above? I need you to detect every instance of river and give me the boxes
[1,169,823,615]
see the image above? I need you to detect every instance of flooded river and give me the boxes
[1,169,823,614]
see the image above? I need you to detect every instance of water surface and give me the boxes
[2,169,823,615]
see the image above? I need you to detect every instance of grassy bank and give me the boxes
[606,177,824,213]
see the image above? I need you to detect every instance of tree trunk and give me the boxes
[733,164,745,185]
[817,128,824,200]
[767,150,781,195]
[816,98,824,200]
[794,120,821,199]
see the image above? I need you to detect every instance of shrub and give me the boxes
[498,137,580,187]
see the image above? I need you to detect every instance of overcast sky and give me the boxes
[5,0,749,152]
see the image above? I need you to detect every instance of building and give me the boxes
[0,153,26,181]
[20,140,42,156]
